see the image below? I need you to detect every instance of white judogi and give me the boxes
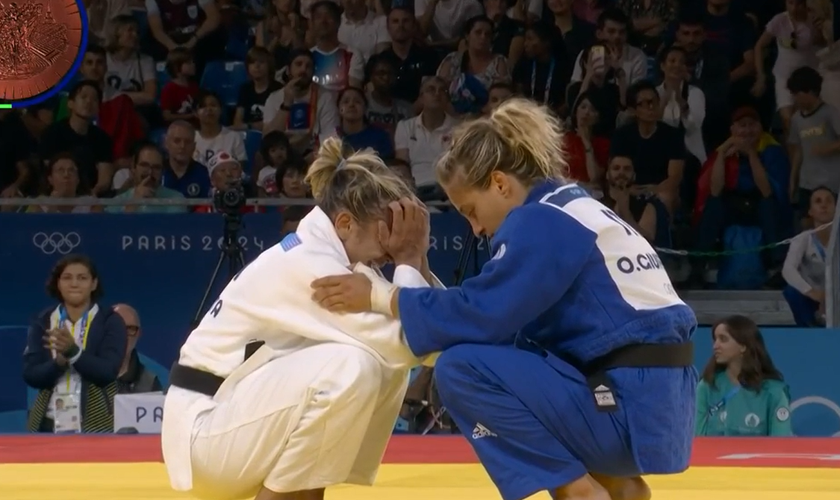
[161,207,439,500]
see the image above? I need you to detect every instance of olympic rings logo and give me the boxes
[790,396,840,437]
[32,232,81,255]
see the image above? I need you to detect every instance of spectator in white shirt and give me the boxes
[415,0,483,47]
[263,49,340,155]
[570,8,647,85]
[338,0,390,62]
[782,187,835,326]
[657,45,707,163]
[193,90,248,167]
[394,76,458,195]
[105,15,157,106]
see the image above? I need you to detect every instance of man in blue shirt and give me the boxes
[162,120,211,199]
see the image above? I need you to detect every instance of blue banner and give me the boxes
[1,214,839,437]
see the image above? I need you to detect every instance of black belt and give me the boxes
[169,340,266,397]
[558,342,694,413]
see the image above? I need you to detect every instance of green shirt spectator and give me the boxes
[695,371,793,437]
[106,186,189,214]
[696,314,794,437]
[105,142,189,214]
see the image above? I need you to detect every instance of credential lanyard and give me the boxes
[58,306,92,393]
[531,59,555,105]
[708,386,739,417]
[812,234,826,261]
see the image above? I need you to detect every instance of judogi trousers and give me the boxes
[183,343,408,500]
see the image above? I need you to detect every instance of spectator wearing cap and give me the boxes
[195,151,260,213]
[113,304,162,394]
[693,106,791,287]
[107,143,188,214]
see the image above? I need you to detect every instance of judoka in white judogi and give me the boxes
[161,206,439,500]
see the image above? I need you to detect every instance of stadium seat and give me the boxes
[242,129,263,175]
[150,128,167,147]
[200,61,248,109]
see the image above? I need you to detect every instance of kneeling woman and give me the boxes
[311,99,697,500]
[161,137,440,500]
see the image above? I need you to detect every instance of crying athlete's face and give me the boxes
[334,211,390,267]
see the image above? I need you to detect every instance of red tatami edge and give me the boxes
[0,435,838,467]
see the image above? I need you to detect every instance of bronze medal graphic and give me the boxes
[0,0,83,100]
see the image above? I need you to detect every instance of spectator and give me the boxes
[337,0,390,62]
[59,45,146,170]
[280,204,311,235]
[513,22,570,114]
[23,254,127,433]
[566,44,625,134]
[108,143,188,213]
[27,154,100,214]
[161,121,212,199]
[484,82,514,115]
[657,45,707,163]
[160,48,200,124]
[693,106,790,288]
[364,54,415,137]
[146,0,223,76]
[672,13,732,150]
[193,90,248,167]
[105,15,157,107]
[329,87,394,157]
[263,50,340,154]
[564,91,610,185]
[546,0,597,66]
[753,0,823,136]
[782,187,835,326]
[482,0,525,69]
[414,0,483,47]
[702,0,757,105]
[599,155,668,244]
[570,8,648,86]
[232,47,282,131]
[380,7,440,104]
[196,151,259,213]
[816,4,840,110]
[309,1,364,90]
[255,0,306,73]
[273,157,310,203]
[437,16,511,116]
[617,0,674,56]
[113,304,162,394]
[395,77,459,194]
[257,131,297,196]
[610,80,685,211]
[695,315,793,437]
[572,0,611,25]
[40,81,114,197]
[0,109,36,203]
[787,66,840,212]
[86,0,131,45]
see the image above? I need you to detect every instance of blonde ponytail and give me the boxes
[305,136,414,221]
[436,98,568,188]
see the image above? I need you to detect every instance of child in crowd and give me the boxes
[160,48,199,124]
[233,47,282,132]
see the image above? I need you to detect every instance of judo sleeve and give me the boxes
[398,203,598,357]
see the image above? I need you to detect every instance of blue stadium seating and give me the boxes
[199,61,248,109]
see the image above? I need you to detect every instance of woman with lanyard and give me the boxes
[22,254,127,433]
[695,315,793,437]
[782,187,836,326]
[513,22,569,115]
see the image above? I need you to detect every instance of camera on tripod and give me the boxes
[213,181,247,215]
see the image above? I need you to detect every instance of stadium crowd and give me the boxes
[1,0,840,323]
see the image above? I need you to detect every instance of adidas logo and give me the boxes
[471,423,497,439]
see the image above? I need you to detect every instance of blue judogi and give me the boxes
[398,181,698,500]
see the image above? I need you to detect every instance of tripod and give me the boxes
[191,213,246,329]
